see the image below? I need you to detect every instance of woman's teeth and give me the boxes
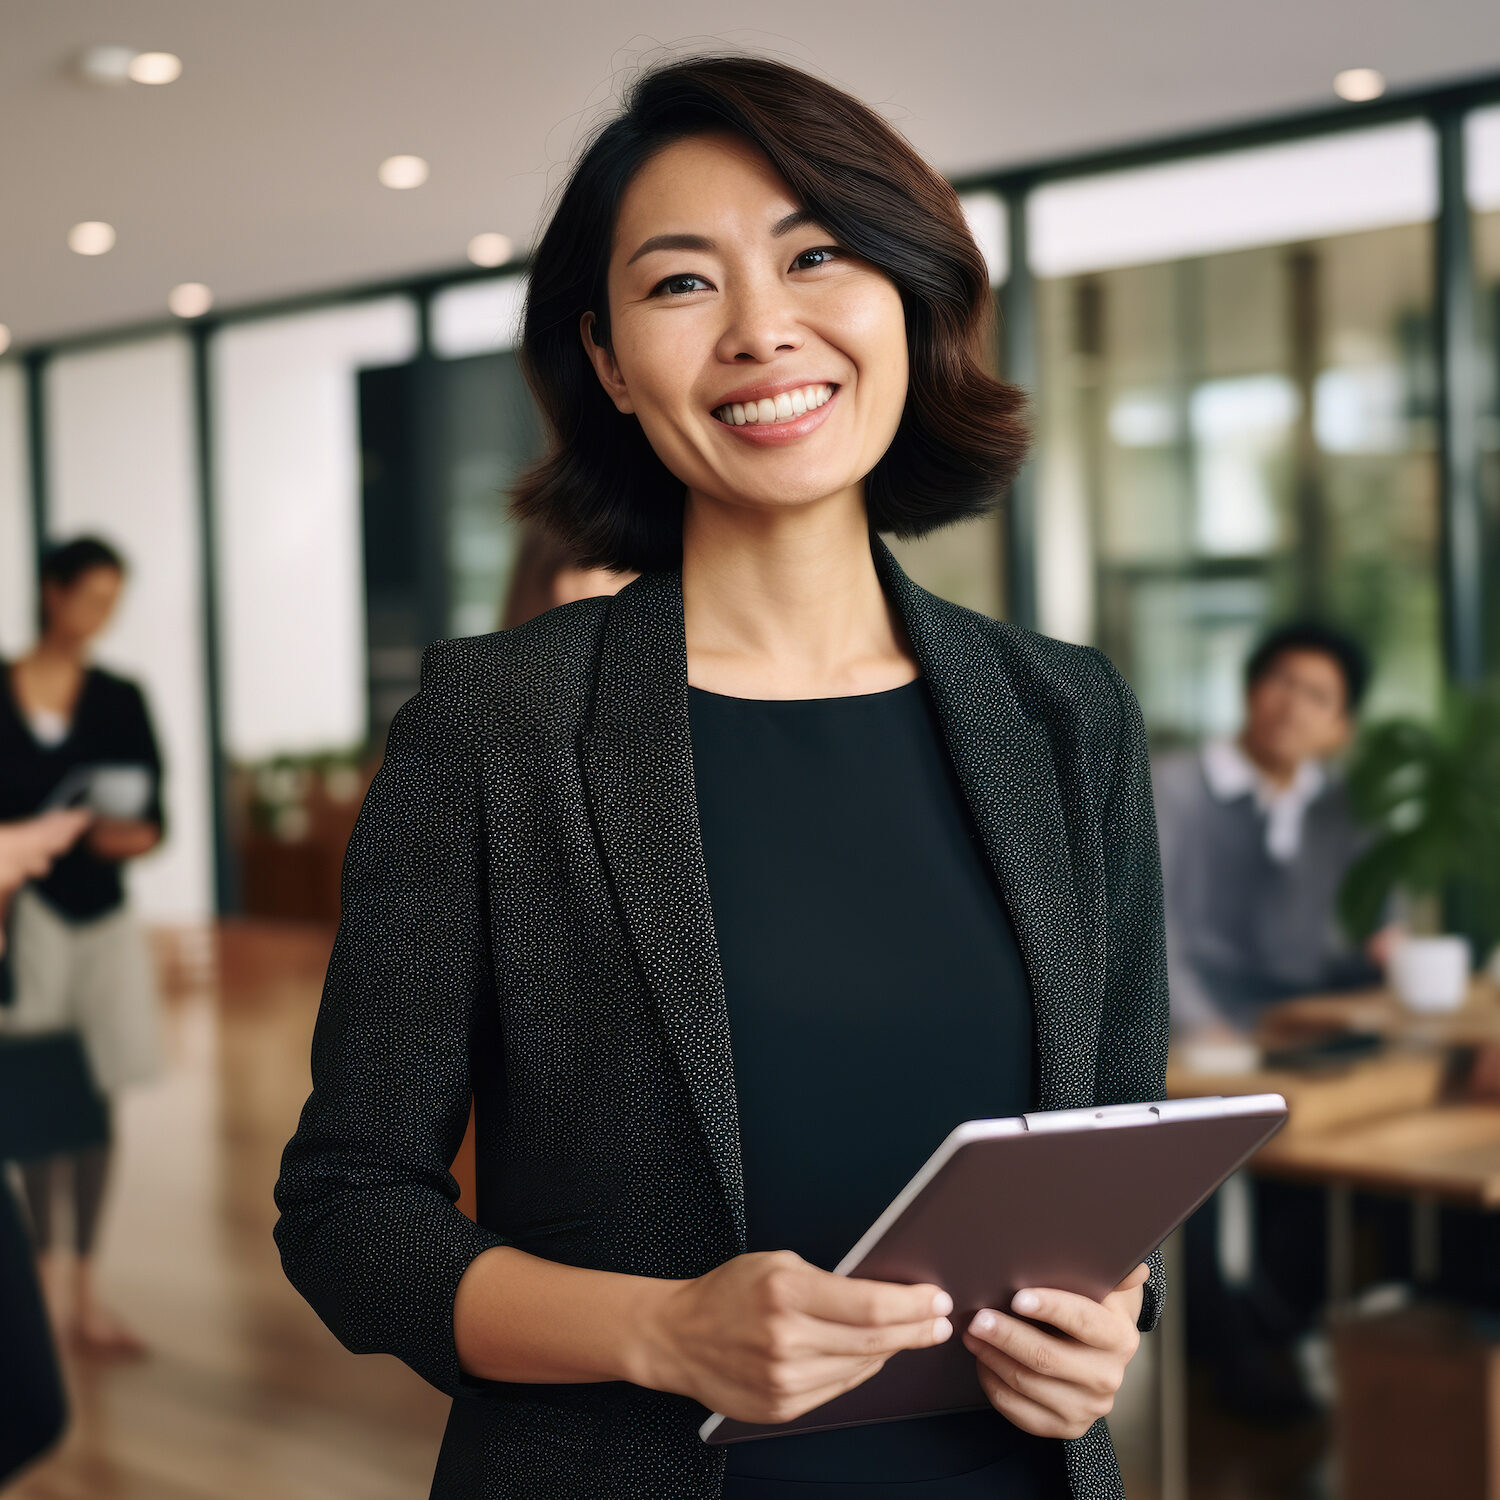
[712,383,836,426]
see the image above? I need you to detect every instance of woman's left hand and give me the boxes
[962,1261,1150,1439]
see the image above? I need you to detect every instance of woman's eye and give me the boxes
[651,273,712,298]
[648,246,844,298]
[793,245,843,270]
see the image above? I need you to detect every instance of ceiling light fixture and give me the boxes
[77,45,138,85]
[0,325,11,356]
[467,232,513,268]
[128,51,183,85]
[1333,68,1385,103]
[378,155,429,190]
[68,221,117,256]
[168,282,214,318]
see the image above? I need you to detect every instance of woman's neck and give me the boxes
[680,490,920,700]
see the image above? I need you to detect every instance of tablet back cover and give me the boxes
[705,1100,1285,1443]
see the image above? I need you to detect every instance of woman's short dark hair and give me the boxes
[510,52,1029,573]
[37,535,127,630]
[1245,621,1370,713]
[39,535,126,589]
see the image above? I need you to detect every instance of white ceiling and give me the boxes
[4,0,1499,348]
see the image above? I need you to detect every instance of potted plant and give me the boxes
[1338,686,1500,1012]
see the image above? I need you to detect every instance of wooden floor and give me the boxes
[8,921,1325,1500]
[10,923,449,1500]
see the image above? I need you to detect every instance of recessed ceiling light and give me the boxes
[1334,68,1385,103]
[68,221,116,256]
[378,154,429,190]
[0,325,11,356]
[467,232,513,268]
[128,51,182,85]
[168,282,214,318]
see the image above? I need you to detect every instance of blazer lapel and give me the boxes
[577,569,746,1254]
[871,536,1097,1110]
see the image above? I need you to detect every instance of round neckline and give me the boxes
[687,675,925,706]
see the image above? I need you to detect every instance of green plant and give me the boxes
[1338,686,1500,951]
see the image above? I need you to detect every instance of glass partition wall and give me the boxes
[8,81,1500,917]
[1470,104,1500,674]
[1030,124,1443,743]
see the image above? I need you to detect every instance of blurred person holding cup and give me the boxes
[0,536,167,1359]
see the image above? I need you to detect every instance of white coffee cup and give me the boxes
[1389,934,1471,1013]
[89,764,154,820]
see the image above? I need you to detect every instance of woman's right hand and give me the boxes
[647,1249,953,1425]
[0,809,94,892]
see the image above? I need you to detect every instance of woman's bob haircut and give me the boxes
[510,52,1030,574]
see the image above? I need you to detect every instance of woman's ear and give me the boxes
[578,311,635,414]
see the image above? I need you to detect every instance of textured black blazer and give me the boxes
[274,534,1171,1500]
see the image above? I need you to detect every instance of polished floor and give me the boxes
[6,922,1322,1500]
[9,924,449,1500]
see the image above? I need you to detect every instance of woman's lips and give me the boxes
[710,385,841,447]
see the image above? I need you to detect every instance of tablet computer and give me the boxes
[699,1091,1287,1444]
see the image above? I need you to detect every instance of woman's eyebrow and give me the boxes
[624,207,821,267]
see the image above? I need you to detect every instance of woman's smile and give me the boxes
[709,382,842,447]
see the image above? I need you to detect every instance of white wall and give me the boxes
[211,297,417,762]
[0,363,34,658]
[46,337,213,923]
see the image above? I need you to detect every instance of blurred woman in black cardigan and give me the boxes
[276,54,1169,1500]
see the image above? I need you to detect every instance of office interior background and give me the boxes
[4,3,1500,1497]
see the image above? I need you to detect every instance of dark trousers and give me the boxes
[0,1177,67,1484]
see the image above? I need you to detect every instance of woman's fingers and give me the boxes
[963,1327,1119,1406]
[999,1278,1142,1352]
[972,1353,1101,1440]
[798,1267,952,1329]
[796,1309,953,1359]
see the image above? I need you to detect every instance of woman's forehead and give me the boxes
[613,136,799,245]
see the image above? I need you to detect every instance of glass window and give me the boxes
[1032,124,1442,742]
[431,275,527,359]
[0,363,33,657]
[46,337,213,920]
[1468,103,1500,680]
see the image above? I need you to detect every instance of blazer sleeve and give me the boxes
[272,639,513,1395]
[1087,647,1172,1337]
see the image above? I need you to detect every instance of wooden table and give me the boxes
[1156,989,1500,1500]
[1259,975,1500,1048]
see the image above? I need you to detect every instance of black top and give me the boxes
[688,676,1068,1494]
[0,661,164,921]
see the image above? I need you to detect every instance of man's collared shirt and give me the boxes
[1199,735,1326,863]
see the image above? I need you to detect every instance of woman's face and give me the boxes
[43,565,123,647]
[583,130,909,522]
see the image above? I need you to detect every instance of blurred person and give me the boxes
[1153,621,1389,1043]
[498,519,638,629]
[1153,622,1389,1421]
[0,536,167,1359]
[0,809,91,1486]
[276,54,1166,1500]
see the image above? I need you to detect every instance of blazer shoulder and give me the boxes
[955,603,1135,737]
[418,596,610,719]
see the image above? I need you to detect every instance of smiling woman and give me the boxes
[274,50,1168,1500]
[510,55,1029,573]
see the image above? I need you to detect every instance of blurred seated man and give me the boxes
[1152,622,1389,1420]
[1153,621,1389,1043]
